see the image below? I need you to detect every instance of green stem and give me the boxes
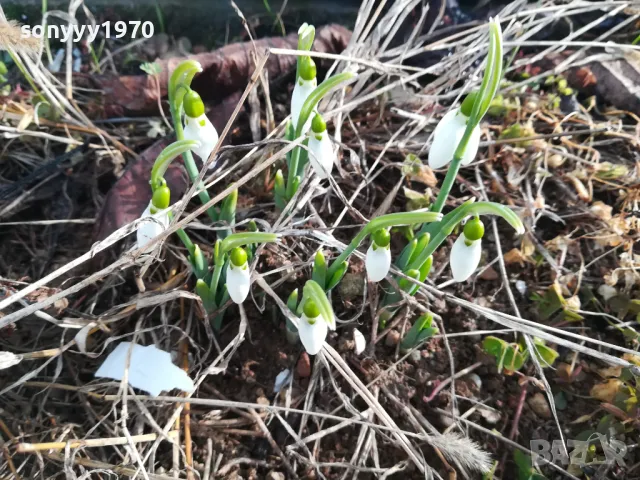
[326,211,441,279]
[209,261,224,298]
[168,212,195,254]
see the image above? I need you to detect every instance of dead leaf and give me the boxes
[92,25,351,116]
[590,379,623,403]
[590,201,613,221]
[597,365,622,378]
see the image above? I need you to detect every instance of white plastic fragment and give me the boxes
[353,329,366,355]
[0,351,23,370]
[95,342,194,396]
[274,369,292,394]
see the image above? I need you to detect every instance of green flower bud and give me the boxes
[230,247,247,267]
[151,184,171,210]
[299,56,317,81]
[372,229,390,249]
[184,90,205,118]
[460,90,480,117]
[311,113,326,134]
[398,269,420,291]
[303,299,320,319]
[463,216,485,242]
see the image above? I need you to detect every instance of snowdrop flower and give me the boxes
[428,92,481,170]
[366,229,391,283]
[298,299,333,355]
[183,90,219,168]
[291,56,317,133]
[226,247,250,304]
[308,113,335,179]
[450,217,484,282]
[137,183,170,252]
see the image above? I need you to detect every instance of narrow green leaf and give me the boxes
[303,280,335,329]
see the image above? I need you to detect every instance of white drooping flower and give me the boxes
[298,313,328,355]
[183,90,219,169]
[308,113,335,179]
[428,108,481,170]
[291,55,317,133]
[226,247,251,304]
[137,203,170,252]
[450,233,482,282]
[95,342,194,397]
[298,299,334,355]
[450,216,485,282]
[292,78,316,133]
[365,229,391,283]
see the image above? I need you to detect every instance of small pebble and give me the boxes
[385,330,401,347]
[296,352,311,378]
[516,280,527,296]
[479,407,501,425]
[528,392,551,419]
[267,473,286,480]
[408,349,422,363]
[466,373,482,391]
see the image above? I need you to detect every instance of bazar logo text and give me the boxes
[531,435,627,467]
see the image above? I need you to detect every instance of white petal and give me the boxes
[226,262,251,304]
[95,342,194,397]
[291,78,316,133]
[183,113,219,168]
[308,130,335,179]
[428,109,468,169]
[461,124,481,166]
[366,244,391,282]
[450,234,482,282]
[274,369,292,394]
[353,329,366,355]
[298,314,328,355]
[0,351,23,370]
[137,204,170,252]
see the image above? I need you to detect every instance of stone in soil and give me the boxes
[296,352,312,378]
